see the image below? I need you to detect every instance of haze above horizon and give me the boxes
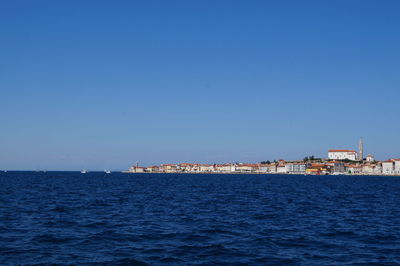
[1,0,399,170]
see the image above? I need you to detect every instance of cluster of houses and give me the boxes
[125,140,399,175]
[125,154,400,176]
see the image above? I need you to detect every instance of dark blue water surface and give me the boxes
[1,172,400,265]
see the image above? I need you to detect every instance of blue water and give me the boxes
[1,172,400,265]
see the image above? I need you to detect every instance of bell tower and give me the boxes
[359,138,364,161]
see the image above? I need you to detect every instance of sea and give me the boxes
[1,172,400,265]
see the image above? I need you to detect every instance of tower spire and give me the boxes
[359,137,364,161]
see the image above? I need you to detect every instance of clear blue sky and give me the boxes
[1,0,399,170]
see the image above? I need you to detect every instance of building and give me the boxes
[179,163,196,172]
[276,160,287,173]
[268,163,277,173]
[128,166,145,173]
[381,159,400,175]
[215,164,235,173]
[276,165,287,173]
[374,163,382,175]
[236,163,259,172]
[362,163,377,175]
[328,150,358,161]
[395,160,400,174]
[326,161,345,174]
[145,166,159,172]
[199,164,214,172]
[346,164,362,174]
[306,163,328,175]
[259,164,269,173]
[161,164,179,173]
[366,154,375,162]
[382,160,394,175]
[286,163,306,174]
[391,159,400,175]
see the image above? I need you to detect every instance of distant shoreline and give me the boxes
[1,171,399,176]
[121,172,400,177]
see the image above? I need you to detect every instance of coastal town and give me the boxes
[124,139,400,175]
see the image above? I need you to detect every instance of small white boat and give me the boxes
[105,170,111,174]
[81,170,88,174]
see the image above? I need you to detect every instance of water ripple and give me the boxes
[1,172,400,264]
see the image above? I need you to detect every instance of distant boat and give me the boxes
[105,170,111,174]
[81,170,88,174]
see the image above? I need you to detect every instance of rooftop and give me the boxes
[329,149,357,153]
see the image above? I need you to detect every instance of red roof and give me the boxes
[311,163,326,167]
[238,164,259,167]
[347,165,362,168]
[329,149,356,153]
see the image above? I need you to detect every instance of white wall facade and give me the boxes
[374,165,382,175]
[199,165,214,172]
[268,165,277,173]
[328,150,357,161]
[366,154,375,162]
[277,166,287,173]
[286,163,306,173]
[362,165,375,174]
[394,160,400,174]
[347,166,362,174]
[215,164,235,172]
[129,167,144,173]
[382,161,394,175]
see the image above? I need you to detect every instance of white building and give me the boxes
[366,154,375,162]
[362,164,375,174]
[276,165,287,173]
[346,164,362,174]
[286,163,306,173]
[259,164,269,173]
[161,164,179,173]
[391,159,400,175]
[145,166,159,172]
[215,164,235,173]
[382,159,400,175]
[382,161,394,175]
[236,164,258,172]
[199,164,214,172]
[374,163,382,175]
[395,160,400,175]
[268,164,277,173]
[128,166,145,173]
[328,149,358,161]
[326,161,346,173]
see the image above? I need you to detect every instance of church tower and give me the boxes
[359,138,364,161]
